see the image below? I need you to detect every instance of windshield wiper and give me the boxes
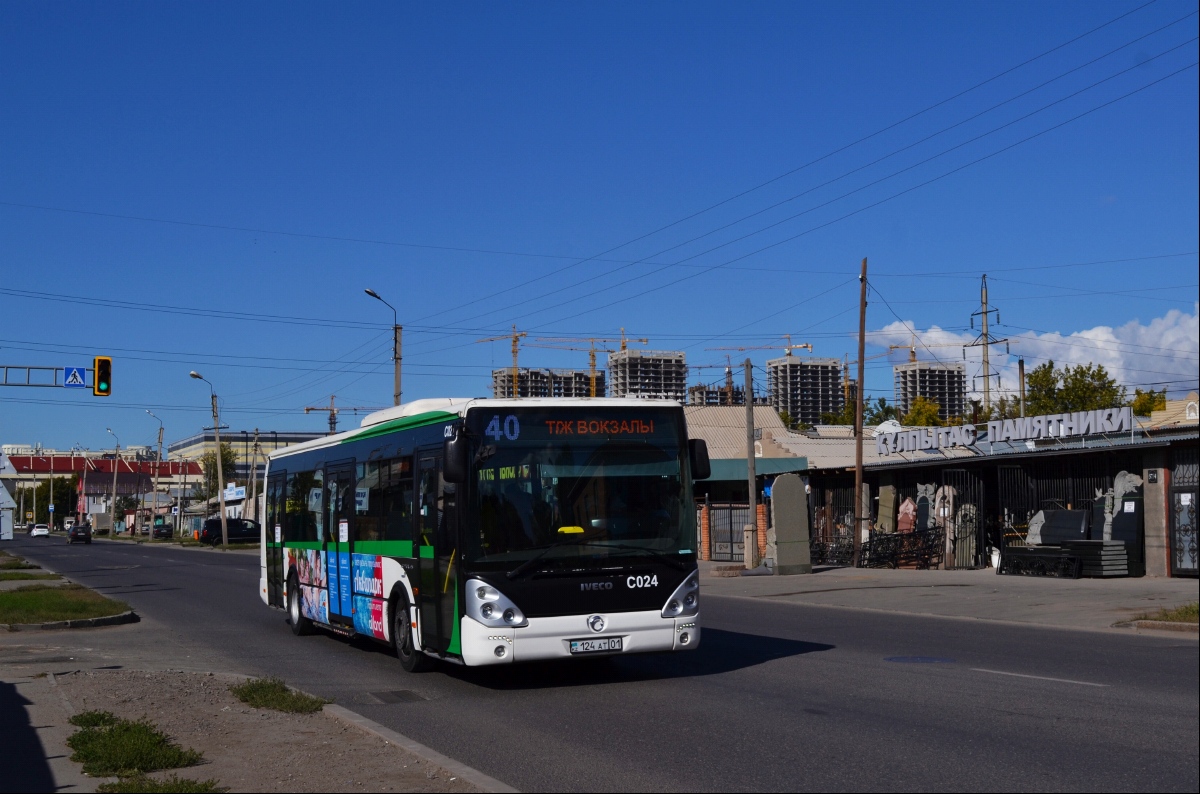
[601,544,692,572]
[507,537,691,579]
[506,531,606,580]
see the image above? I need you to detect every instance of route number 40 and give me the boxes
[485,414,521,441]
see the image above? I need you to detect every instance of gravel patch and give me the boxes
[55,670,479,793]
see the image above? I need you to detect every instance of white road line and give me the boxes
[971,668,1109,687]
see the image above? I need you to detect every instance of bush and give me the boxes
[67,713,203,776]
[229,677,329,713]
[97,774,225,793]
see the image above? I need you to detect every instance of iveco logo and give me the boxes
[588,615,606,633]
[580,581,613,591]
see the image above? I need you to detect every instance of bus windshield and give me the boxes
[462,407,694,571]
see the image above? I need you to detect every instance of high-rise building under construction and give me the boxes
[491,368,605,398]
[766,355,844,427]
[607,350,687,400]
[893,361,967,421]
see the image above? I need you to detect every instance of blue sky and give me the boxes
[2,1,1197,454]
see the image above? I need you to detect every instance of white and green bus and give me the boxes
[259,397,710,670]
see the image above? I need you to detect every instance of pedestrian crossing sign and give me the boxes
[63,366,87,388]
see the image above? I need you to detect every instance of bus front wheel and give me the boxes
[392,596,430,673]
[288,575,312,636]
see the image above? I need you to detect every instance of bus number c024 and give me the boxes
[485,414,521,441]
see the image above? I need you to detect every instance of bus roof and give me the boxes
[269,396,684,460]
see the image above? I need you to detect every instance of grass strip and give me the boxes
[97,774,225,793]
[0,572,61,581]
[67,711,203,776]
[1,558,41,570]
[1138,602,1199,623]
[0,584,128,625]
[229,677,330,713]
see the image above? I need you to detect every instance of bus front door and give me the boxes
[416,454,456,655]
[324,464,355,627]
[266,471,286,607]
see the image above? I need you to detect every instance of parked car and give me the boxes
[68,523,93,544]
[199,518,260,546]
[152,521,173,540]
[30,524,50,538]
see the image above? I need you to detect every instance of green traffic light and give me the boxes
[99,382,109,391]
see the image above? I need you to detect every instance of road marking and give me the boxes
[971,668,1108,687]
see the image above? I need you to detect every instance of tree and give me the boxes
[864,397,899,425]
[819,401,856,425]
[1131,387,1166,416]
[1026,360,1127,415]
[192,443,240,501]
[31,474,78,526]
[902,396,944,427]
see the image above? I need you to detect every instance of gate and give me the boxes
[707,503,752,562]
[1171,446,1198,577]
[941,469,985,569]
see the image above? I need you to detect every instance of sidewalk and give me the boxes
[700,562,1200,633]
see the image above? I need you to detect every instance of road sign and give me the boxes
[223,485,246,501]
[172,506,179,515]
[26,512,33,519]
[48,504,55,512]
[63,367,87,388]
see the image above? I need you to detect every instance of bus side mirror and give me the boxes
[443,427,469,484]
[688,439,711,480]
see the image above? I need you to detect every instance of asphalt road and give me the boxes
[10,535,1198,792]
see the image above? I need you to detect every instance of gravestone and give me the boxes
[770,474,812,575]
[877,485,897,533]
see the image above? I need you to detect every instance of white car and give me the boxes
[30,524,50,537]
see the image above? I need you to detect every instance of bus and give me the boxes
[259,397,710,670]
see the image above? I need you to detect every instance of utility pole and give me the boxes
[1018,358,1026,418]
[246,429,261,522]
[191,371,229,547]
[107,431,120,535]
[147,411,164,533]
[852,257,868,568]
[744,358,758,569]
[363,289,402,406]
[965,274,1008,418]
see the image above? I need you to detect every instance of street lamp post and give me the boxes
[147,410,165,536]
[190,372,229,547]
[106,428,121,534]
[364,289,402,406]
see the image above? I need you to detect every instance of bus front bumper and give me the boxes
[459,610,700,666]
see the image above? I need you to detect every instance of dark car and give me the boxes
[199,518,260,546]
[67,523,93,544]
[152,521,173,540]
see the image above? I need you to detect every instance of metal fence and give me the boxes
[706,503,753,562]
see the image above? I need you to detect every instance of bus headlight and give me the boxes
[466,579,528,628]
[661,572,699,618]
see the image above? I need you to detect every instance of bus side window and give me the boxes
[418,460,439,547]
[383,457,413,544]
[354,462,383,542]
[285,471,320,542]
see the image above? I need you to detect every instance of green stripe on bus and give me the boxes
[448,587,461,656]
[341,410,457,443]
[418,545,434,559]
[353,540,414,557]
[282,541,324,550]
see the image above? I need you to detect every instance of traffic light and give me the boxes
[93,356,112,397]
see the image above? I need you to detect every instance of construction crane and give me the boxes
[476,325,528,397]
[304,395,377,435]
[530,333,648,398]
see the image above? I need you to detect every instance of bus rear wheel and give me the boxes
[392,597,430,673]
[288,575,312,636]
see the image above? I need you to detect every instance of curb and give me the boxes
[1131,619,1199,633]
[324,703,518,793]
[2,609,139,632]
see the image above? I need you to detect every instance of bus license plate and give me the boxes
[570,637,622,654]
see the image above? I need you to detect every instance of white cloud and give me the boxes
[870,303,1199,401]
